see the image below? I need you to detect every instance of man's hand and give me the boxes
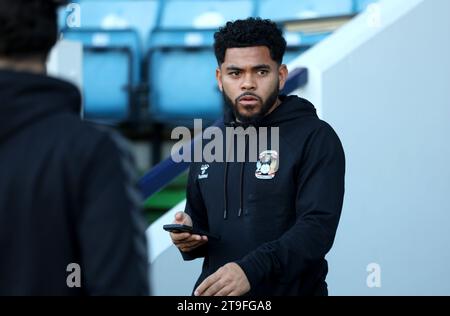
[194,262,250,296]
[170,212,208,253]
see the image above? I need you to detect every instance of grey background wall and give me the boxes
[293,0,450,295]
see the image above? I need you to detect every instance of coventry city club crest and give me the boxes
[255,150,279,180]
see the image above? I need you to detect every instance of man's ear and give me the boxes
[216,67,223,92]
[278,64,288,91]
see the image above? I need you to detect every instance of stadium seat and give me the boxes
[146,0,255,125]
[63,28,142,122]
[60,0,159,42]
[352,0,380,12]
[147,29,221,125]
[159,0,255,29]
[257,0,354,21]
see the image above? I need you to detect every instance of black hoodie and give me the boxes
[182,95,345,296]
[0,70,148,295]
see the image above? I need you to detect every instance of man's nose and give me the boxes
[240,73,256,91]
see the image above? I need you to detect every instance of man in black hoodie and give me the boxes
[0,0,149,295]
[170,18,345,296]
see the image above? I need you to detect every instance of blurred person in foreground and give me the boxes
[0,0,149,295]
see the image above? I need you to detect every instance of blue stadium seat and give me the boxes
[257,0,354,21]
[59,0,159,43]
[149,29,215,48]
[160,0,255,29]
[270,0,379,64]
[147,29,221,125]
[145,0,256,125]
[353,0,379,12]
[63,29,142,121]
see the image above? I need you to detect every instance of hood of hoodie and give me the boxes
[0,70,81,142]
[223,94,318,128]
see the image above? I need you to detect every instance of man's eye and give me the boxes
[258,70,269,76]
[229,72,240,76]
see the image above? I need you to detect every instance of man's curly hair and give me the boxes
[0,0,68,60]
[213,17,287,66]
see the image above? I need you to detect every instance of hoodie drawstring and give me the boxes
[238,133,248,217]
[223,161,229,219]
[238,161,245,217]
[223,130,247,219]
[223,125,233,219]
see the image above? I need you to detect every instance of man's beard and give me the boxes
[222,84,279,126]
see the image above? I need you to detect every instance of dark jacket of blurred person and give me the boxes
[0,0,149,295]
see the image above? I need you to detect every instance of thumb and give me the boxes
[174,212,185,223]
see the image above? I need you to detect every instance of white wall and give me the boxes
[147,201,203,295]
[290,0,450,295]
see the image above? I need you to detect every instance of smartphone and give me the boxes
[163,224,220,240]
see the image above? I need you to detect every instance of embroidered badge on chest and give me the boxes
[255,150,279,179]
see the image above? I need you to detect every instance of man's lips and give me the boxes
[240,96,258,101]
[238,96,259,106]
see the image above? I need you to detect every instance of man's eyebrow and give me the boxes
[252,64,271,70]
[225,64,272,71]
[226,66,243,71]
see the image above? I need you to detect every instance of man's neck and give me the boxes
[0,58,45,74]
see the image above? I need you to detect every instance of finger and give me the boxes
[180,237,205,248]
[179,237,207,251]
[202,280,225,296]
[170,232,192,241]
[181,240,208,252]
[172,233,201,244]
[173,211,185,223]
[215,286,233,297]
[195,272,220,296]
[187,234,203,242]
[183,234,204,242]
